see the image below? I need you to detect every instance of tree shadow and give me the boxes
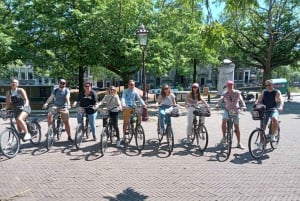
[103,187,148,201]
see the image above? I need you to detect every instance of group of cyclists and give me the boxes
[3,77,284,151]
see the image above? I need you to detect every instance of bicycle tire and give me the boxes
[157,119,163,142]
[166,125,174,153]
[135,125,145,151]
[193,125,208,152]
[84,118,90,139]
[270,126,280,149]
[56,119,63,140]
[45,127,55,150]
[248,128,266,159]
[219,122,233,162]
[108,125,116,144]
[29,120,41,145]
[99,127,108,154]
[0,129,20,159]
[74,125,84,150]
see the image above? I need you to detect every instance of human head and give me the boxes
[226,80,234,90]
[161,84,170,97]
[10,78,19,88]
[265,79,274,91]
[59,79,67,88]
[128,80,135,89]
[191,83,200,92]
[84,81,92,91]
[109,86,116,94]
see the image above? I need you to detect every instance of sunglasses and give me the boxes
[60,82,66,85]
[265,84,272,87]
[163,88,169,90]
[85,85,90,87]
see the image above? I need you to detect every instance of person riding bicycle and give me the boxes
[185,83,209,142]
[43,79,73,142]
[156,84,177,134]
[99,86,122,147]
[72,81,99,141]
[255,79,284,142]
[5,78,31,140]
[121,80,146,141]
[216,80,247,149]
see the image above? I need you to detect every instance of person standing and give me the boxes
[43,79,73,142]
[255,79,284,141]
[5,78,31,140]
[216,80,247,149]
[72,81,99,141]
[121,80,146,139]
[99,86,122,147]
[185,83,209,142]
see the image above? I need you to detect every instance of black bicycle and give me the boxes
[74,106,92,150]
[123,105,145,152]
[44,105,65,150]
[189,104,210,152]
[157,105,179,154]
[0,108,41,159]
[248,105,280,159]
[99,107,118,155]
[218,107,240,162]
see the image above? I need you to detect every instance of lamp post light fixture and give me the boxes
[136,24,149,121]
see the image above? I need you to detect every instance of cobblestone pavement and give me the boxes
[0,100,300,201]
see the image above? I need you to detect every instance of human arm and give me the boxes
[255,91,264,105]
[19,88,30,107]
[276,90,284,111]
[43,94,55,109]
[215,96,224,108]
[5,91,11,109]
[238,93,247,111]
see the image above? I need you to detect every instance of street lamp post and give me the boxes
[136,24,149,121]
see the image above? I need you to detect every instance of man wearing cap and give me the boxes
[43,79,73,142]
[216,80,247,149]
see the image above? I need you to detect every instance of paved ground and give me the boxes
[0,96,300,201]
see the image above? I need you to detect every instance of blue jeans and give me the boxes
[77,111,98,137]
[263,110,279,126]
[159,105,171,129]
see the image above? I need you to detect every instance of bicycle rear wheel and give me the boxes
[166,126,174,153]
[74,125,84,150]
[99,127,108,154]
[270,126,280,149]
[29,120,41,145]
[0,129,20,159]
[45,127,55,150]
[248,128,266,159]
[135,125,145,151]
[193,125,208,152]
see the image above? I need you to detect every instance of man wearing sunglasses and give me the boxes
[255,79,284,142]
[43,79,73,142]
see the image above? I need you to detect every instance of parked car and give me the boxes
[0,95,6,103]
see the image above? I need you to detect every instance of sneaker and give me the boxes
[237,143,245,150]
[271,134,277,142]
[220,136,226,144]
[68,136,73,143]
[116,140,121,147]
[24,133,31,141]
[93,136,97,141]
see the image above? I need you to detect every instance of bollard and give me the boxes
[287,91,291,100]
[256,93,258,100]
[208,93,210,103]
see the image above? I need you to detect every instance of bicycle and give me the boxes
[0,108,41,159]
[157,105,179,154]
[74,106,92,150]
[189,104,210,152]
[123,105,145,152]
[99,106,118,154]
[217,107,241,162]
[248,104,280,159]
[44,105,65,151]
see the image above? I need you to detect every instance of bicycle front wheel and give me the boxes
[84,119,90,139]
[74,125,84,150]
[166,126,174,153]
[219,127,233,162]
[99,127,108,154]
[45,127,55,151]
[29,120,41,145]
[135,125,145,151]
[270,126,280,150]
[193,125,208,152]
[0,129,20,159]
[248,128,266,159]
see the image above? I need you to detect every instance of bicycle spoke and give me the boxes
[194,125,208,152]
[135,125,145,151]
[99,127,108,154]
[46,127,55,151]
[75,125,84,150]
[0,129,20,159]
[29,121,41,145]
[248,129,266,159]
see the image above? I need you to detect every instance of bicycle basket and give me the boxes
[193,106,210,117]
[166,107,180,117]
[251,107,265,120]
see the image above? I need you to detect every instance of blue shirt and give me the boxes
[52,87,70,107]
[121,88,145,107]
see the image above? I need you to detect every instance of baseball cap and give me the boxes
[226,80,234,86]
[192,83,199,88]
[59,79,66,83]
